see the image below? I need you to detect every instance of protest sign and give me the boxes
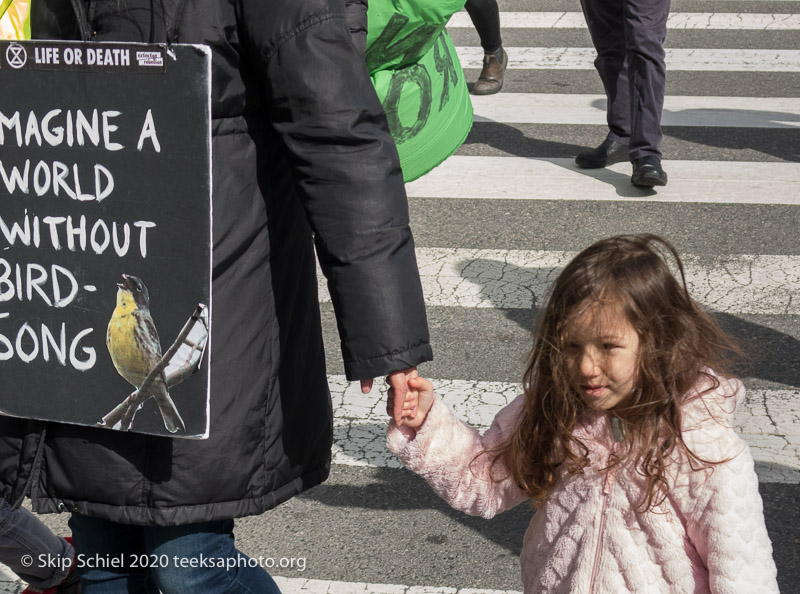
[0,40,212,438]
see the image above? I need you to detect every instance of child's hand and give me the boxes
[387,376,435,430]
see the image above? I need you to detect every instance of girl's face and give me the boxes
[564,303,640,410]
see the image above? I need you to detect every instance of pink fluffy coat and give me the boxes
[386,373,778,593]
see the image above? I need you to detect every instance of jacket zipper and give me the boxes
[589,439,619,593]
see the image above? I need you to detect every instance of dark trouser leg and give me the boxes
[580,0,630,145]
[624,0,669,159]
[465,0,503,53]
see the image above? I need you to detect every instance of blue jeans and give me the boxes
[0,499,73,589]
[69,514,281,594]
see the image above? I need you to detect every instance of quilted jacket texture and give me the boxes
[387,373,778,593]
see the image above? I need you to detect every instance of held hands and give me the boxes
[387,375,434,430]
[361,367,418,425]
[359,367,434,428]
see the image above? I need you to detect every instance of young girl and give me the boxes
[387,234,778,593]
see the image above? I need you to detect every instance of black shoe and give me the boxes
[631,156,668,187]
[575,138,629,169]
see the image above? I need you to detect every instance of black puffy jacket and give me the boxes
[0,0,431,525]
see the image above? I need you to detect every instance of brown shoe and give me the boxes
[472,49,508,95]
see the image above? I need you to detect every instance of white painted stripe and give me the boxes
[319,247,800,314]
[448,12,800,30]
[328,376,800,484]
[419,247,800,314]
[456,47,800,72]
[667,12,800,29]
[274,575,521,594]
[0,563,523,594]
[471,94,800,128]
[403,156,800,206]
[0,566,20,594]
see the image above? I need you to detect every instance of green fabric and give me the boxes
[367,1,472,182]
[366,1,464,73]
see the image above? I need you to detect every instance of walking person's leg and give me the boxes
[71,514,282,593]
[624,0,670,185]
[465,0,507,95]
[69,514,157,593]
[147,519,282,594]
[575,0,631,168]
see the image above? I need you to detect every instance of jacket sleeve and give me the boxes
[675,377,779,593]
[386,394,529,518]
[237,0,431,381]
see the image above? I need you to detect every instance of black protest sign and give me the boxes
[0,41,212,439]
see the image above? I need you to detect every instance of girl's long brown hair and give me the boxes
[490,234,741,512]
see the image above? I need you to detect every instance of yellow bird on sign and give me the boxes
[107,274,186,434]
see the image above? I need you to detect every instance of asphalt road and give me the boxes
[4,0,799,592]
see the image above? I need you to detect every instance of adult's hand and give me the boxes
[360,367,419,425]
[386,367,418,425]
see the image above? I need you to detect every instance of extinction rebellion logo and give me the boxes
[5,43,27,69]
[0,41,167,73]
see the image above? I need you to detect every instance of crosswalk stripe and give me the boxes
[273,576,522,594]
[319,248,800,314]
[448,12,800,30]
[413,247,799,314]
[327,375,800,484]
[403,156,800,205]
[0,564,525,594]
[470,94,800,128]
[456,47,800,72]
[1,3,796,593]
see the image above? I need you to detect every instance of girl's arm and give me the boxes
[386,381,529,519]
[675,378,779,592]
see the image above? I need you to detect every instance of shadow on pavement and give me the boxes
[302,462,799,592]
[461,258,800,388]
[461,121,659,198]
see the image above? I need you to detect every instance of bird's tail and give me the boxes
[151,380,186,433]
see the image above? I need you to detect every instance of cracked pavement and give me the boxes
[319,249,800,314]
[328,376,800,484]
